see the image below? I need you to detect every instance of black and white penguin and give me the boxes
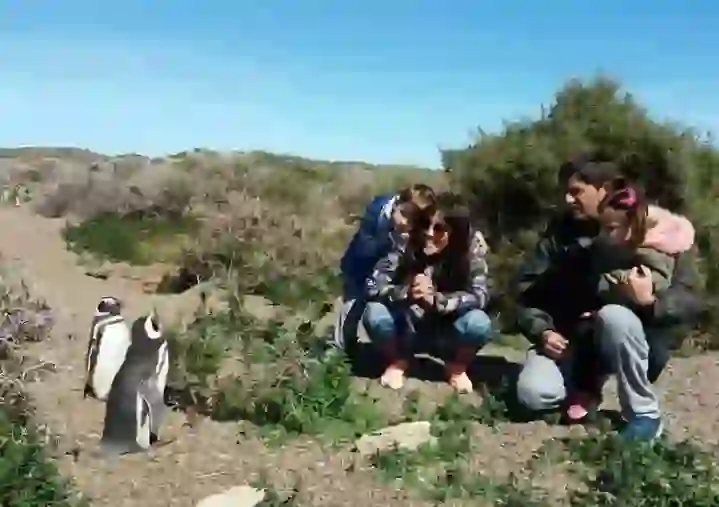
[84,296,131,401]
[100,310,170,456]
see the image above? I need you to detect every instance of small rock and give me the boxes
[354,421,435,456]
[242,294,278,320]
[85,270,109,280]
[196,485,265,507]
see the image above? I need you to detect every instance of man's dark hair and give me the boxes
[558,154,623,187]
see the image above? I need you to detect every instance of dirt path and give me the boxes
[1,204,718,506]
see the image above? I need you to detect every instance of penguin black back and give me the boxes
[101,313,166,455]
[127,314,165,360]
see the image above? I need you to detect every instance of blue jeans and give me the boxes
[362,301,493,356]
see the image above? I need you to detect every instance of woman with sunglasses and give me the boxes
[363,192,493,393]
[565,178,696,433]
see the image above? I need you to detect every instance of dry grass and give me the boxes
[18,148,445,311]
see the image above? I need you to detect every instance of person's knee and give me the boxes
[454,309,493,346]
[596,304,645,347]
[516,372,564,412]
[515,352,566,412]
[595,305,649,372]
[362,302,396,341]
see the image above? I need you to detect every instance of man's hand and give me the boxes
[625,265,656,305]
[541,330,568,360]
[607,265,656,306]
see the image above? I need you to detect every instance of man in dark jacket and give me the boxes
[514,155,704,442]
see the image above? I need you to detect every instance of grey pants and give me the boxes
[516,304,660,420]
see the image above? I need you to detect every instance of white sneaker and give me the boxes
[380,365,406,390]
[449,372,473,394]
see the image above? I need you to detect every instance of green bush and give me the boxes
[444,76,719,346]
[564,434,719,506]
[63,213,198,265]
[0,395,84,507]
[167,302,387,441]
[370,418,719,506]
[176,192,344,310]
[0,270,83,506]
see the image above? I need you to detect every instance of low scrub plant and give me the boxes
[62,212,198,265]
[0,268,84,506]
[168,300,387,441]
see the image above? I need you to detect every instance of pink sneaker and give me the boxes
[565,392,599,422]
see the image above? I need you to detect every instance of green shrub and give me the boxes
[445,76,719,346]
[564,434,719,506]
[253,268,341,309]
[370,407,719,505]
[0,270,83,506]
[63,213,198,265]
[0,395,84,507]
[168,303,386,441]
[176,192,344,310]
[370,415,543,505]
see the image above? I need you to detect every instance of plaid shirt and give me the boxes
[365,229,490,315]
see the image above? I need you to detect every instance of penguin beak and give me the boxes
[149,310,160,333]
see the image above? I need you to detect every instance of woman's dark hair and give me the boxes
[402,192,473,291]
[598,177,649,247]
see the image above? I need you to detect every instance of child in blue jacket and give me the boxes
[333,184,435,349]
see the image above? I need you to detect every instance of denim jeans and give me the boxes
[362,301,493,357]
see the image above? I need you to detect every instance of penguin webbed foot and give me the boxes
[149,432,158,445]
[98,442,130,460]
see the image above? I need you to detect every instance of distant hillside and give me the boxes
[0,146,433,173]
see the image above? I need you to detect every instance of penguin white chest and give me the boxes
[89,318,131,400]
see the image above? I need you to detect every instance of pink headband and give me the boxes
[615,187,637,207]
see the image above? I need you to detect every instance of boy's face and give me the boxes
[392,207,412,234]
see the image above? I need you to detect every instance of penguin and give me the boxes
[100,311,170,456]
[84,296,131,401]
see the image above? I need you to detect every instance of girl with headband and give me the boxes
[593,178,695,301]
[564,177,696,423]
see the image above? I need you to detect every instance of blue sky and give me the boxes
[0,1,717,168]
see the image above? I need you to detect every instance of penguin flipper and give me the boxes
[136,392,153,451]
[140,379,167,436]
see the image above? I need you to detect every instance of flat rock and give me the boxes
[196,485,265,507]
[354,421,435,456]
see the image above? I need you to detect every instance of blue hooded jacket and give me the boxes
[340,193,398,298]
